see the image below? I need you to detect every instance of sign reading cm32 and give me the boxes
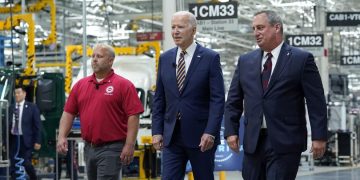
[285,34,324,47]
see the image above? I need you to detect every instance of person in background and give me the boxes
[56,44,144,180]
[152,11,225,180]
[9,85,41,180]
[224,10,328,180]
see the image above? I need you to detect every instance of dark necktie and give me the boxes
[177,50,187,94]
[261,53,272,90]
[12,103,20,135]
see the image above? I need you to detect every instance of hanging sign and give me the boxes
[340,55,360,65]
[285,34,324,56]
[188,2,238,31]
[326,12,360,26]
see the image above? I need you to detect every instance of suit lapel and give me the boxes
[22,102,28,123]
[182,44,202,92]
[167,48,179,95]
[254,49,264,94]
[264,43,292,95]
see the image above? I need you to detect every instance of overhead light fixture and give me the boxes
[270,0,315,7]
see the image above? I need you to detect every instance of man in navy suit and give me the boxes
[152,11,225,180]
[9,85,41,180]
[224,10,327,180]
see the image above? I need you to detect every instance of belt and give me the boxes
[85,140,124,148]
[260,128,268,136]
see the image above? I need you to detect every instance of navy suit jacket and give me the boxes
[225,43,327,154]
[152,44,225,148]
[9,101,41,148]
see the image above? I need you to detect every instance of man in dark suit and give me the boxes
[9,85,41,180]
[224,10,327,180]
[152,11,225,180]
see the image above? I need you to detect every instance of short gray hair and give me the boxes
[93,44,115,58]
[173,11,197,28]
[255,10,283,34]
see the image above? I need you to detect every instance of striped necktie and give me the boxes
[177,50,187,94]
[261,53,272,90]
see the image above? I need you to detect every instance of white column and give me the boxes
[162,0,177,51]
[314,1,329,98]
[21,0,26,67]
[82,0,87,77]
[321,36,329,96]
[341,101,347,131]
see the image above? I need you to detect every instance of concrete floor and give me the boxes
[206,166,360,180]
[43,165,360,179]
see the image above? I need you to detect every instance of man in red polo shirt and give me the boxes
[56,44,144,180]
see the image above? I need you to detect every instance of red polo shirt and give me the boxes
[64,70,144,144]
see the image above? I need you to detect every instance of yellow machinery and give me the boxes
[64,45,93,94]
[0,0,57,45]
[0,14,36,77]
[137,136,153,179]
[64,41,161,94]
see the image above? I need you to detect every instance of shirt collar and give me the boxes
[89,69,115,84]
[263,41,284,60]
[17,100,25,106]
[177,41,197,58]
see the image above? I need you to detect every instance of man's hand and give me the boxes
[226,135,240,153]
[56,136,68,155]
[120,143,135,165]
[199,133,215,152]
[152,135,163,150]
[311,140,326,159]
[34,143,41,151]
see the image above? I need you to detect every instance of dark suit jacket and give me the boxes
[9,101,41,148]
[152,44,225,148]
[225,43,327,154]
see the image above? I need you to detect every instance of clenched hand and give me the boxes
[120,143,135,165]
[226,135,240,153]
[311,140,326,159]
[199,133,215,152]
[152,135,163,150]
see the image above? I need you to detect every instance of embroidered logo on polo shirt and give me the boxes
[105,85,114,95]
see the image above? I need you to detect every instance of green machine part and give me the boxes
[36,73,65,158]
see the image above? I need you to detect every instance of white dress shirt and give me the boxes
[261,41,284,128]
[176,41,197,74]
[12,100,25,135]
[261,41,284,82]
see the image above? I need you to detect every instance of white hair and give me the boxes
[173,11,197,28]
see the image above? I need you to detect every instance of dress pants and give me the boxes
[162,120,216,180]
[84,141,124,180]
[10,135,37,180]
[242,130,302,180]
